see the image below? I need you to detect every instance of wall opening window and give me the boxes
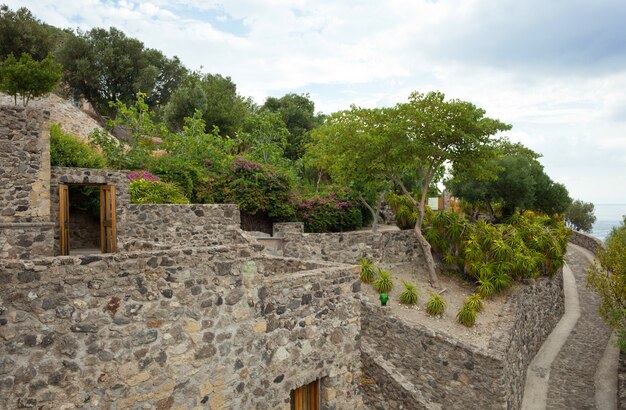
[290,379,319,410]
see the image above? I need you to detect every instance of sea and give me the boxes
[590,204,626,242]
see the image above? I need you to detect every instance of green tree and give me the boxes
[163,73,249,137]
[308,107,391,231]
[587,217,626,351]
[0,52,62,106]
[391,92,510,287]
[237,111,289,166]
[565,200,597,232]
[309,92,509,286]
[449,141,571,218]
[56,27,186,114]
[0,5,65,60]
[262,93,323,161]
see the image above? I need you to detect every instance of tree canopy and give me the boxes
[0,52,62,106]
[262,93,323,161]
[448,141,572,219]
[565,200,597,232]
[310,91,511,286]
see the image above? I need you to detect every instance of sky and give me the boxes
[10,0,626,204]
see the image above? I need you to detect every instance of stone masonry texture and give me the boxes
[360,270,564,410]
[0,246,363,409]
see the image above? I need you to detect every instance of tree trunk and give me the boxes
[394,175,441,288]
[414,225,441,288]
[359,195,378,232]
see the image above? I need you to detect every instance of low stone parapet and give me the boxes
[569,230,603,255]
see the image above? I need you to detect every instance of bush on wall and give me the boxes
[50,123,106,168]
[129,171,189,204]
[292,191,363,233]
[212,157,294,219]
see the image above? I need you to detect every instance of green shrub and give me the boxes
[130,178,190,204]
[399,281,419,305]
[464,294,483,312]
[213,157,294,219]
[50,123,106,168]
[292,191,363,233]
[456,304,477,327]
[426,294,446,316]
[359,259,377,283]
[373,269,393,293]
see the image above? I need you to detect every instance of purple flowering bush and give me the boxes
[292,191,363,232]
[212,157,294,218]
[128,171,159,182]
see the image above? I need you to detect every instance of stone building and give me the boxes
[0,106,363,409]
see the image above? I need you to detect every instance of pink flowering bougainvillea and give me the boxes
[128,171,159,182]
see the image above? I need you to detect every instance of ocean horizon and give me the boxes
[589,203,625,242]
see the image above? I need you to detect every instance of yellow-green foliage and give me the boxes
[587,217,626,351]
[456,304,477,327]
[464,293,483,312]
[373,269,393,293]
[426,211,569,296]
[399,281,419,305]
[130,179,190,204]
[358,258,377,283]
[426,293,446,316]
[50,123,106,168]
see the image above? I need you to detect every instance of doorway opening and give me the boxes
[59,184,117,256]
[290,379,320,410]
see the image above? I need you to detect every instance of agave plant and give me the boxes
[358,258,377,283]
[464,293,483,312]
[399,281,419,305]
[456,304,477,327]
[476,272,496,298]
[373,269,394,293]
[426,294,447,316]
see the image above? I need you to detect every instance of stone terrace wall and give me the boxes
[276,223,425,268]
[0,106,51,223]
[568,230,603,256]
[0,246,362,409]
[361,269,564,409]
[126,204,253,248]
[1,106,55,258]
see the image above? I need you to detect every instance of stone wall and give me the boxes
[568,230,603,255]
[275,223,425,268]
[126,204,254,248]
[68,209,100,249]
[0,106,51,223]
[0,222,54,259]
[0,245,362,409]
[361,269,564,409]
[0,106,54,259]
[50,167,130,255]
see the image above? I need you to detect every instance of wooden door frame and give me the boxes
[100,185,117,253]
[59,184,70,256]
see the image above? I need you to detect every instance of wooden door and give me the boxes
[59,184,70,256]
[291,379,319,410]
[100,185,117,253]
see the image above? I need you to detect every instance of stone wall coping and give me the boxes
[0,222,55,228]
[569,230,603,255]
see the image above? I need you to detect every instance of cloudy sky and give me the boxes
[11,0,626,204]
